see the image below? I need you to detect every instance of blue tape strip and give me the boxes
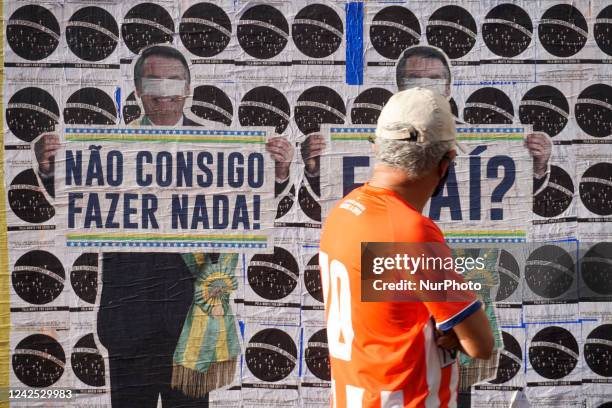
[298,327,304,376]
[345,2,364,85]
[115,87,122,121]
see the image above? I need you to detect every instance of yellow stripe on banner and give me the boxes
[442,229,526,236]
[184,305,209,370]
[457,134,524,140]
[330,134,371,140]
[66,233,266,240]
[65,134,265,143]
[215,315,229,362]
[0,0,10,403]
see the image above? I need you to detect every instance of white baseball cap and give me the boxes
[375,87,464,152]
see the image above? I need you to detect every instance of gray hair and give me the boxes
[375,138,455,180]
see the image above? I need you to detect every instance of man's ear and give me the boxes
[438,151,456,176]
[438,158,450,177]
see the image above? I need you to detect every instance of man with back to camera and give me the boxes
[396,46,547,400]
[319,88,494,407]
[394,45,508,402]
[395,45,552,194]
[33,45,294,407]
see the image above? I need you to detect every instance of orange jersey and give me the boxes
[319,183,480,408]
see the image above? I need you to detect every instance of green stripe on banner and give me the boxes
[66,235,266,242]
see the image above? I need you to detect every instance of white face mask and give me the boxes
[140,78,187,97]
[398,77,449,98]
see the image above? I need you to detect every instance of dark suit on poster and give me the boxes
[97,115,209,408]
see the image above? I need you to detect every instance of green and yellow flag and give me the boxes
[172,253,241,398]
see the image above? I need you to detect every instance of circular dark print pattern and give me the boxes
[180,2,231,57]
[246,328,297,382]
[248,246,299,300]
[192,85,233,126]
[305,329,330,381]
[580,162,612,216]
[66,7,119,61]
[575,84,612,138]
[64,87,117,125]
[13,334,65,387]
[489,331,522,384]
[525,245,574,299]
[276,185,295,219]
[6,87,59,143]
[293,4,343,59]
[7,5,60,61]
[519,85,569,137]
[426,6,477,59]
[581,242,612,296]
[123,91,142,125]
[72,333,105,386]
[237,5,288,59]
[533,165,574,218]
[482,3,532,58]
[12,250,64,305]
[538,4,587,58]
[595,6,612,56]
[584,324,612,377]
[370,6,420,60]
[71,253,99,304]
[9,169,55,223]
[122,3,174,56]
[495,250,520,301]
[464,87,513,124]
[304,253,323,303]
[351,88,393,125]
[295,86,345,136]
[529,326,578,380]
[298,178,321,222]
[239,86,290,134]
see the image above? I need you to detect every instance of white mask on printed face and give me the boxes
[140,78,187,98]
[398,77,449,98]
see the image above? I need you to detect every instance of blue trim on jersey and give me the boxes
[436,300,482,332]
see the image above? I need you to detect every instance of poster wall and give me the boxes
[2,0,612,407]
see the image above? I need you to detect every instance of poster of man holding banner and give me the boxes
[34,45,279,407]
